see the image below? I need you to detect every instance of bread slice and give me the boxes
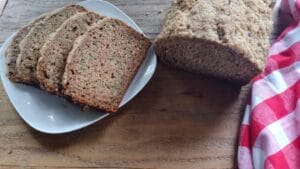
[62,18,151,112]
[16,5,87,84]
[5,14,46,82]
[155,0,272,84]
[37,12,105,94]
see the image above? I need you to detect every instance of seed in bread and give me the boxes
[16,5,87,84]
[62,18,151,112]
[155,0,272,84]
[37,12,105,94]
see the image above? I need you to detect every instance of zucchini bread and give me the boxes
[5,14,47,82]
[62,18,151,112]
[5,5,151,113]
[155,0,272,84]
[16,5,86,84]
[37,12,105,94]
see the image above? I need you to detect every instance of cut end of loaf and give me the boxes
[155,36,261,85]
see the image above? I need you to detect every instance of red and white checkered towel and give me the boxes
[238,0,300,168]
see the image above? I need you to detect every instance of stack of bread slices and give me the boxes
[5,5,151,112]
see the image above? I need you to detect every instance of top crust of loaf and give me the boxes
[16,5,87,84]
[37,11,105,94]
[156,0,272,71]
[63,18,151,112]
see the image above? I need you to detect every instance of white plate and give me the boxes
[0,0,157,134]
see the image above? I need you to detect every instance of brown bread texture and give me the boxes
[62,18,151,112]
[155,0,272,84]
[16,5,87,84]
[37,12,105,94]
[5,14,46,82]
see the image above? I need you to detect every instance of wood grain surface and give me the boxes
[0,0,248,168]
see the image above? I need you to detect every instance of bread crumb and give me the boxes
[82,106,90,112]
[62,99,68,109]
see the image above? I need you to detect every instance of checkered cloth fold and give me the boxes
[238,0,300,168]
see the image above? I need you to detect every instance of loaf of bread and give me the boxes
[62,18,151,112]
[5,15,46,82]
[37,12,105,94]
[155,0,272,84]
[16,5,86,84]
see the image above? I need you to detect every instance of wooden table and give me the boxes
[0,1,248,168]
